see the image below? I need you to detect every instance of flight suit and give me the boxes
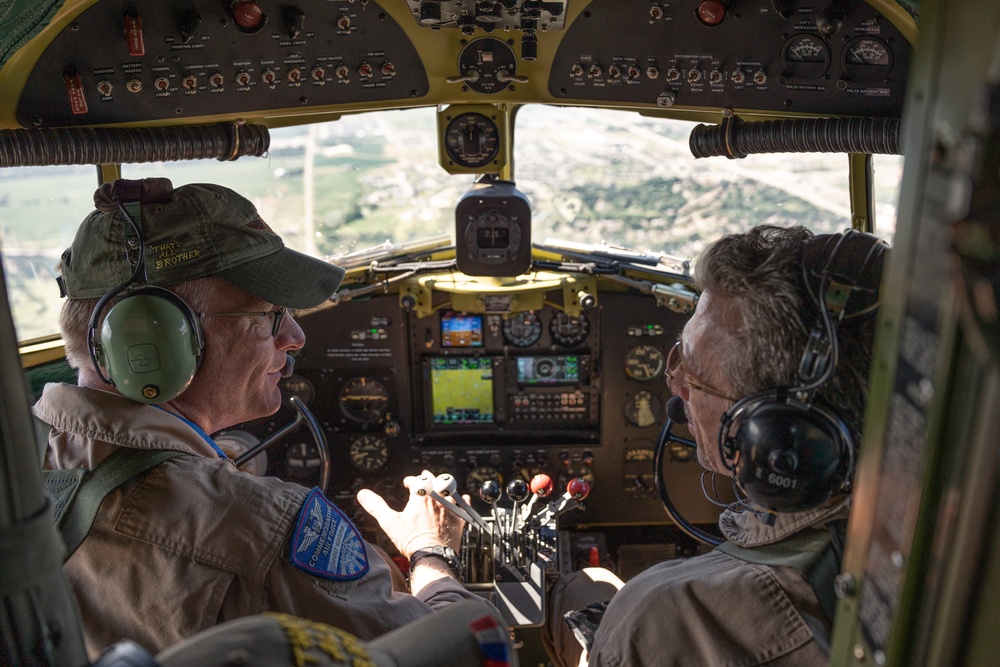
[584,498,850,666]
[34,383,483,660]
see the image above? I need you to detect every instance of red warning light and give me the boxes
[232,1,266,32]
[697,0,727,26]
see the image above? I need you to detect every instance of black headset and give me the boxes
[86,180,204,404]
[717,230,887,513]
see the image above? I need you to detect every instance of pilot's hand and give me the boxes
[356,470,466,559]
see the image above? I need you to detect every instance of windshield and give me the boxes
[1,105,900,341]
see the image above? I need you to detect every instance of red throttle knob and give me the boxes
[530,473,554,498]
[567,477,590,500]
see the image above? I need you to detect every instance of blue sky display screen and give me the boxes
[430,357,494,425]
[441,313,483,347]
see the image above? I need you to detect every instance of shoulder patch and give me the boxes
[290,488,369,581]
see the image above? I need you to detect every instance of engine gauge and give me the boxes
[444,112,500,170]
[559,465,594,490]
[842,36,892,83]
[280,374,314,405]
[781,33,831,80]
[624,390,662,428]
[285,440,323,478]
[503,311,543,347]
[338,376,390,423]
[349,434,389,472]
[466,466,503,498]
[625,344,666,382]
[550,312,590,347]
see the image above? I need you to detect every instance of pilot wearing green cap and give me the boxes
[33,178,487,660]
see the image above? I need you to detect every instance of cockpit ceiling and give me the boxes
[0,0,915,130]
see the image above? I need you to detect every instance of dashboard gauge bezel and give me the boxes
[624,344,666,382]
[338,376,391,424]
[550,312,590,347]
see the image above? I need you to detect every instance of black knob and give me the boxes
[419,1,442,25]
[507,478,529,502]
[180,11,202,44]
[283,6,305,39]
[816,1,847,36]
[521,31,538,62]
[480,479,501,503]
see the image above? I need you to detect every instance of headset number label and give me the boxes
[767,472,798,489]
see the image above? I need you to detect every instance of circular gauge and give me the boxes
[214,430,268,476]
[781,33,831,80]
[279,374,314,405]
[502,311,543,347]
[466,466,503,499]
[444,112,500,169]
[842,37,892,83]
[285,440,323,478]
[550,312,590,347]
[338,376,390,423]
[349,435,389,472]
[624,390,663,428]
[625,344,666,382]
[559,465,594,490]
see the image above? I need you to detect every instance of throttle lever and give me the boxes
[434,473,491,532]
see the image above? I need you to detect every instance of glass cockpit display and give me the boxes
[429,357,495,425]
[516,356,581,385]
[441,312,484,347]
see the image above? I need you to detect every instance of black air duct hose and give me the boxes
[689,116,900,159]
[0,122,269,167]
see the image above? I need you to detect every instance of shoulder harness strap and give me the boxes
[714,520,846,624]
[43,447,186,561]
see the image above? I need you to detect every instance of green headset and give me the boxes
[86,182,204,404]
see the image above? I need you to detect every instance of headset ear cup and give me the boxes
[97,287,203,404]
[725,398,852,512]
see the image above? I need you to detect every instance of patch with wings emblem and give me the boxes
[290,488,369,580]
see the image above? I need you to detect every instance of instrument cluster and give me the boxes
[220,279,726,547]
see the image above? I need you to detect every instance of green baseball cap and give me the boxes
[59,178,345,309]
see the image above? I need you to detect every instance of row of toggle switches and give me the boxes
[93,62,396,97]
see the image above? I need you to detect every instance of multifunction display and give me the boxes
[429,357,495,425]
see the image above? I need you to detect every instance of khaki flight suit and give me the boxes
[35,384,483,660]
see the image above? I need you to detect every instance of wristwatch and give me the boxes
[408,545,463,581]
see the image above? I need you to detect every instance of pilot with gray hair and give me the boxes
[35,178,489,659]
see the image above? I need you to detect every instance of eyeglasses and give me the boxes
[664,340,737,402]
[199,308,286,338]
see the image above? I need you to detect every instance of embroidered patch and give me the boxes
[470,614,512,667]
[290,488,369,581]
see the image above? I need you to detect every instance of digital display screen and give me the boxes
[441,313,483,347]
[516,356,581,385]
[429,357,494,425]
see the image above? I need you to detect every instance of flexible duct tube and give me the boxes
[689,116,900,159]
[0,122,269,167]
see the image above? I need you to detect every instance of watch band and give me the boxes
[408,545,463,581]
